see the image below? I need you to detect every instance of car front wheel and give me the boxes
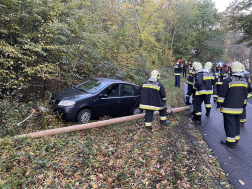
[77,108,92,124]
[132,107,142,115]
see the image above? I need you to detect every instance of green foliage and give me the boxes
[1,0,225,101]
[170,0,225,62]
[227,0,252,47]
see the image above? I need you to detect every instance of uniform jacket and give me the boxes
[139,79,166,111]
[174,63,182,75]
[213,70,226,85]
[217,76,248,114]
[245,74,252,99]
[194,70,214,95]
[186,71,196,96]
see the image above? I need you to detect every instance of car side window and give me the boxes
[122,84,135,96]
[102,84,119,97]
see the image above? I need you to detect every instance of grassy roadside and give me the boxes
[0,71,233,188]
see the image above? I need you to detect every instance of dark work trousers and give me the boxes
[223,114,240,146]
[240,108,246,123]
[183,69,187,77]
[145,108,167,126]
[216,85,221,97]
[213,85,218,99]
[193,95,208,118]
[175,75,181,87]
[205,94,211,109]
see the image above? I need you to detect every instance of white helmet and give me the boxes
[239,62,245,72]
[204,62,212,70]
[192,62,198,69]
[231,61,244,76]
[193,62,203,71]
[150,70,160,79]
[216,63,223,68]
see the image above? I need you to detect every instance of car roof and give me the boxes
[94,78,137,85]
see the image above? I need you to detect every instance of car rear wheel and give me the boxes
[132,107,142,115]
[77,109,92,124]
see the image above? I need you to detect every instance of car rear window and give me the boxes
[75,79,107,94]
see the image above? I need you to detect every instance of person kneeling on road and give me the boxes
[139,70,169,131]
[217,62,248,148]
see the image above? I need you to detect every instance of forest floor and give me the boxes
[0,75,233,189]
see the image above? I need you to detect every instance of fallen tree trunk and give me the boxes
[16,106,190,139]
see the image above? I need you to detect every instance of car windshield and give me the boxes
[75,79,108,94]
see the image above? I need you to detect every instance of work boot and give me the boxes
[185,97,192,105]
[160,120,170,125]
[191,115,201,125]
[205,108,211,117]
[239,122,245,127]
[221,140,235,148]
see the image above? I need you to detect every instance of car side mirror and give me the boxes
[100,93,108,98]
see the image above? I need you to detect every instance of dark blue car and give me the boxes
[50,78,142,124]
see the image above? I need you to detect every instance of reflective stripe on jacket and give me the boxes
[213,70,226,85]
[139,79,166,111]
[217,76,248,115]
[174,63,182,75]
[194,71,213,96]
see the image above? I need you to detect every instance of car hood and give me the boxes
[52,86,92,101]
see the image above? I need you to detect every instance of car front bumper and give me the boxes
[54,106,79,121]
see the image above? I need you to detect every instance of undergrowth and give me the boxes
[0,69,233,188]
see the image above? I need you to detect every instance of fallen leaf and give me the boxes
[239,180,245,185]
[25,168,30,175]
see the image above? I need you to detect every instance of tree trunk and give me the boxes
[19,0,26,42]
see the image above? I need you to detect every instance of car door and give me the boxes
[120,84,139,115]
[92,83,121,118]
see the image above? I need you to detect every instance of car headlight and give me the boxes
[58,100,76,106]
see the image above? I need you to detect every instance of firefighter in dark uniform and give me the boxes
[203,62,216,117]
[217,62,248,147]
[174,59,182,87]
[139,70,168,131]
[191,62,214,124]
[213,63,226,102]
[239,63,252,127]
[185,66,196,105]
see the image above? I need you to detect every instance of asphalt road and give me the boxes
[183,82,252,189]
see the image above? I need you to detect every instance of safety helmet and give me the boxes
[150,70,160,79]
[231,61,243,73]
[193,62,202,71]
[177,59,181,64]
[216,63,222,68]
[192,62,198,70]
[239,62,245,72]
[189,67,195,74]
[204,62,213,70]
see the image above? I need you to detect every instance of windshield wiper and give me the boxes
[73,86,88,93]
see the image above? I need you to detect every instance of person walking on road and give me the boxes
[182,61,188,77]
[185,66,196,105]
[213,63,226,102]
[174,59,182,87]
[217,62,248,147]
[139,70,169,131]
[191,62,214,124]
[203,62,215,117]
[239,63,252,127]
